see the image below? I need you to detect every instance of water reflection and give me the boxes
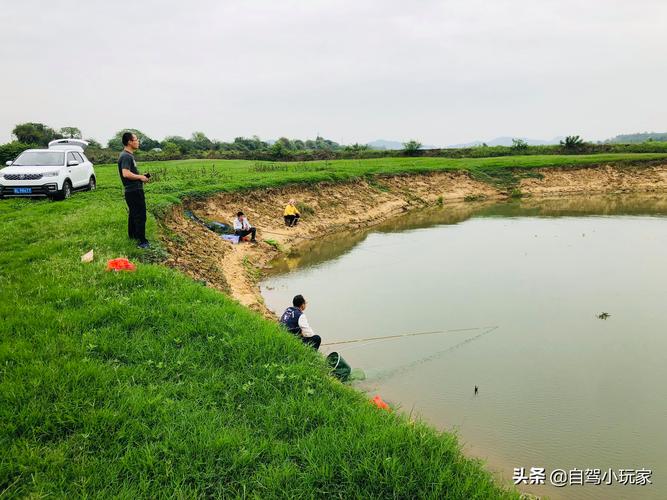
[267,193,667,274]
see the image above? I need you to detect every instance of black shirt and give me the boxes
[118,151,143,192]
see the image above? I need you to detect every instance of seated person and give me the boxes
[279,294,321,350]
[233,211,257,243]
[283,199,300,227]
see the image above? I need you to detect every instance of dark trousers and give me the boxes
[124,189,147,243]
[284,214,300,226]
[301,335,321,350]
[235,228,256,241]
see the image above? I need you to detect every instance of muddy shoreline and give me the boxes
[161,164,667,315]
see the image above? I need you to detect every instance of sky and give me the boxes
[1,0,666,146]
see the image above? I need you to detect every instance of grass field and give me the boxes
[2,153,666,497]
[99,152,667,201]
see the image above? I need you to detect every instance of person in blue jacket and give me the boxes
[279,294,321,350]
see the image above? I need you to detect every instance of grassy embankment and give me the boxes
[2,153,666,498]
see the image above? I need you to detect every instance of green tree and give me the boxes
[0,142,33,163]
[315,136,339,150]
[12,122,61,146]
[231,136,268,152]
[270,140,290,158]
[59,127,82,139]
[190,131,213,151]
[161,142,181,158]
[304,136,340,151]
[162,136,193,154]
[343,143,370,152]
[511,138,528,151]
[275,137,294,150]
[560,135,585,150]
[107,135,123,151]
[212,140,231,151]
[403,140,422,156]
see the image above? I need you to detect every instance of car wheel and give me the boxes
[57,180,72,200]
[88,176,97,191]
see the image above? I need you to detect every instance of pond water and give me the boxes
[260,194,667,500]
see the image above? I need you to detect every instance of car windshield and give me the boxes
[12,151,65,167]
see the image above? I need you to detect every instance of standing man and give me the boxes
[118,132,150,248]
[279,294,321,350]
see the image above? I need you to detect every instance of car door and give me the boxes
[66,152,86,187]
[74,152,91,184]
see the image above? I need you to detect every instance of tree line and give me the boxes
[2,122,667,165]
[1,122,383,163]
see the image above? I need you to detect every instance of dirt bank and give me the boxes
[161,164,667,314]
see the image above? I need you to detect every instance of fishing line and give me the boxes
[322,325,499,347]
[259,228,319,240]
[258,229,292,237]
[369,326,499,383]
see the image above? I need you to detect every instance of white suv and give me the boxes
[0,139,96,200]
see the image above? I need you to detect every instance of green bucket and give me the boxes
[326,352,352,382]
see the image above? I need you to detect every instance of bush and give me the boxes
[0,141,37,164]
[84,147,118,164]
[403,140,422,156]
[560,135,586,151]
[296,202,315,216]
[510,138,528,151]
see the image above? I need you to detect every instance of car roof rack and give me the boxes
[48,139,89,151]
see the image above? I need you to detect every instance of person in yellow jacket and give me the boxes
[284,199,300,227]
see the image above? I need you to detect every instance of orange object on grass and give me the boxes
[372,395,390,411]
[106,258,136,272]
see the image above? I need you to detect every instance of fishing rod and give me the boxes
[322,325,499,347]
[257,229,294,237]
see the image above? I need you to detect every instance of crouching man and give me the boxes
[233,211,257,243]
[283,199,300,227]
[279,294,321,350]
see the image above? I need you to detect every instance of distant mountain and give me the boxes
[604,132,667,144]
[447,136,563,148]
[367,139,438,150]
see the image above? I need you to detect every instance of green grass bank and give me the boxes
[2,153,667,498]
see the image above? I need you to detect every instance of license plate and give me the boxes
[14,188,32,194]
